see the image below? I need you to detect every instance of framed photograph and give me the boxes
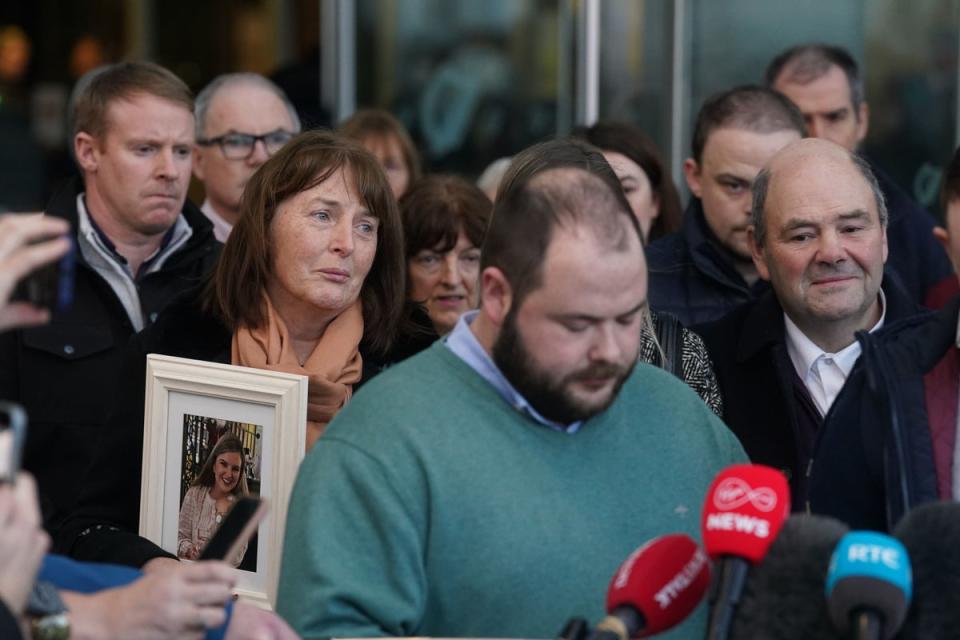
[139,354,308,608]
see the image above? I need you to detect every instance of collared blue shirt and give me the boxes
[444,310,582,433]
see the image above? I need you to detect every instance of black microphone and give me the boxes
[729,514,848,640]
[893,501,960,639]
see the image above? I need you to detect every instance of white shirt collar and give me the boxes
[784,288,887,381]
[201,199,233,244]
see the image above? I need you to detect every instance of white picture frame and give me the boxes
[139,354,308,609]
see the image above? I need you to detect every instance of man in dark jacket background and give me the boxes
[646,86,805,325]
[697,138,924,509]
[0,61,221,536]
[767,43,952,303]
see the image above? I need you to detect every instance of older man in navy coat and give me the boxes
[696,138,926,510]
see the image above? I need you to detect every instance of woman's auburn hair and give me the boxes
[192,433,249,497]
[206,129,406,356]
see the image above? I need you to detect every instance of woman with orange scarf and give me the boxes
[56,130,406,567]
[212,130,404,448]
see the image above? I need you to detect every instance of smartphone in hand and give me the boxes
[198,496,267,562]
[13,235,76,312]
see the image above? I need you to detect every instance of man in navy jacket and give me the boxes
[646,86,804,325]
[697,138,925,511]
[810,145,960,530]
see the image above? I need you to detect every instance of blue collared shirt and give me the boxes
[444,310,582,433]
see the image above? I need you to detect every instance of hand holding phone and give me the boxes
[0,213,73,331]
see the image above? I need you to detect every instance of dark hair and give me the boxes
[766,43,864,112]
[691,85,806,163]
[192,434,249,497]
[751,146,888,246]
[338,109,422,183]
[400,175,492,261]
[73,61,193,140]
[571,121,683,241]
[940,146,960,221]
[483,138,640,306]
[207,130,406,355]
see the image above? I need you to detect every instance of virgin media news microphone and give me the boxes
[588,534,710,640]
[825,531,912,640]
[700,463,790,640]
[892,502,960,639]
[729,514,849,640]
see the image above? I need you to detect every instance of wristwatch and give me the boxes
[26,581,70,640]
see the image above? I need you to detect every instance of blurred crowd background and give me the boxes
[1,0,957,216]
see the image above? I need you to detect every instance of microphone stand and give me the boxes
[706,557,750,640]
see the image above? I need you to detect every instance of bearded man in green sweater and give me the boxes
[278,139,747,640]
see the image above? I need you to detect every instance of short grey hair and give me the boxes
[194,73,301,138]
[751,150,888,246]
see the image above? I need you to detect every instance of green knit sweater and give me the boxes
[278,342,746,639]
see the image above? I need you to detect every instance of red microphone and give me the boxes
[701,463,791,640]
[590,534,711,639]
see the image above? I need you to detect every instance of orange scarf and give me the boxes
[232,296,364,450]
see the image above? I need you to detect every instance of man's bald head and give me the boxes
[751,138,887,246]
[747,138,888,351]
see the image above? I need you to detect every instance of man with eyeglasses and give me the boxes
[193,73,300,241]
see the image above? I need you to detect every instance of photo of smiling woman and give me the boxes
[178,431,251,567]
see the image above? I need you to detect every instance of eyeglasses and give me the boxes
[197,130,294,160]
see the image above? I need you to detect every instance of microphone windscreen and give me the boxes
[893,501,960,639]
[729,514,848,640]
[701,464,791,563]
[825,531,911,640]
[605,534,711,637]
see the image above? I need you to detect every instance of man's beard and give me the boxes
[492,308,636,425]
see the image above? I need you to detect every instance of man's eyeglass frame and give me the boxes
[196,130,294,160]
